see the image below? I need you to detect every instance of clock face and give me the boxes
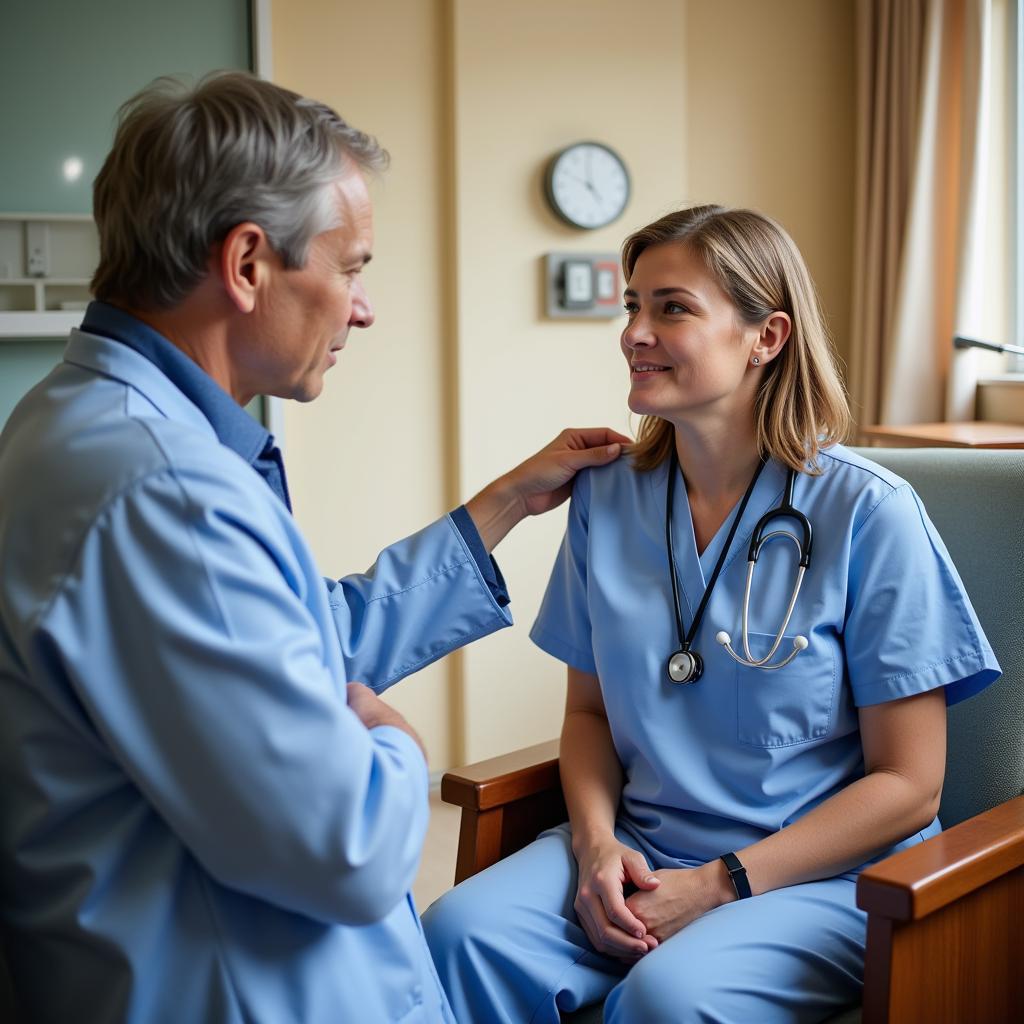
[545,142,631,230]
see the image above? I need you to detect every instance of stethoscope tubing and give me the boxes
[664,454,814,681]
[717,468,813,671]
[665,454,766,684]
[747,468,813,568]
[741,535,805,663]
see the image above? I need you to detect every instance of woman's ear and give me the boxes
[751,311,792,366]
[219,222,272,314]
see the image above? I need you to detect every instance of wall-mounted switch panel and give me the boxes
[25,222,49,277]
[545,252,621,319]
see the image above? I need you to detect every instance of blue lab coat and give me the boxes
[0,327,511,1023]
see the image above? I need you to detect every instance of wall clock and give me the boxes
[544,142,631,230]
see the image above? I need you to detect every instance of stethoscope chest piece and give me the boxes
[667,649,703,684]
[663,451,766,688]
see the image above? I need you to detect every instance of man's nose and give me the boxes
[350,280,375,329]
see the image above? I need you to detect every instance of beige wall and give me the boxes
[451,0,688,762]
[686,0,857,368]
[273,0,454,763]
[272,0,857,770]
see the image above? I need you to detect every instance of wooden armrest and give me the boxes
[441,740,564,884]
[857,793,1024,921]
[441,739,560,811]
[857,795,1024,1022]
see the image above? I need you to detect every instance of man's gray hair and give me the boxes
[91,72,388,310]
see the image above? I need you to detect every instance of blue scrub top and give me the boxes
[530,447,1000,867]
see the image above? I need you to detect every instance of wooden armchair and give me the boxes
[442,448,1024,1023]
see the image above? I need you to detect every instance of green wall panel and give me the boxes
[0,0,251,214]
[0,0,253,431]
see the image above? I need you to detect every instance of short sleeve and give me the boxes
[844,484,1000,707]
[530,470,597,674]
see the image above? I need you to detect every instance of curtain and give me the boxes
[945,0,1012,418]
[850,0,928,427]
[851,0,1005,428]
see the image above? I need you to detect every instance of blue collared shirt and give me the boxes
[80,301,277,489]
[78,302,508,604]
[0,321,514,1022]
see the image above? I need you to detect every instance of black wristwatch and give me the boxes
[720,851,752,900]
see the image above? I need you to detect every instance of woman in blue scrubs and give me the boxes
[423,206,1000,1023]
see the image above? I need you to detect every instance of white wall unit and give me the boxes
[0,213,97,338]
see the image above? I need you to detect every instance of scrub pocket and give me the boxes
[735,631,836,747]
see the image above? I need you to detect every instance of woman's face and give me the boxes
[621,243,761,426]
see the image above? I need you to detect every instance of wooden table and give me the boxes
[858,421,1024,449]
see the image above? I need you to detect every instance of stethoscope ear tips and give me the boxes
[715,631,731,646]
[793,635,809,651]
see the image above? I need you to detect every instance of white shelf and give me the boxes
[0,213,97,336]
[0,311,84,338]
[0,277,90,286]
[0,212,93,223]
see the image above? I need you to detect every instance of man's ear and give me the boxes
[219,222,272,314]
[751,311,792,366]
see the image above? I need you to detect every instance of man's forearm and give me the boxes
[464,477,526,553]
[463,427,629,552]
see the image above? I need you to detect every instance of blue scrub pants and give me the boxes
[423,824,865,1024]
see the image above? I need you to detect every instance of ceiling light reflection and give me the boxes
[62,157,84,183]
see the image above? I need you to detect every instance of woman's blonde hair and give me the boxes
[623,205,851,474]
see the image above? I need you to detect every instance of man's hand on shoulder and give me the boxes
[466,427,631,551]
[346,683,426,761]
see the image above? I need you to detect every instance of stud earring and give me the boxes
[752,356,761,365]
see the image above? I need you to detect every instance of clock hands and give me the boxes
[583,149,602,201]
[545,142,629,228]
[561,170,603,204]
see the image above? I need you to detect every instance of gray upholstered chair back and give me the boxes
[855,448,1024,826]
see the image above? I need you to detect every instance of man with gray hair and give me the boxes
[0,73,626,1023]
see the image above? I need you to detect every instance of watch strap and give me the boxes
[720,851,752,900]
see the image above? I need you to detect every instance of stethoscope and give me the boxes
[665,451,813,684]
